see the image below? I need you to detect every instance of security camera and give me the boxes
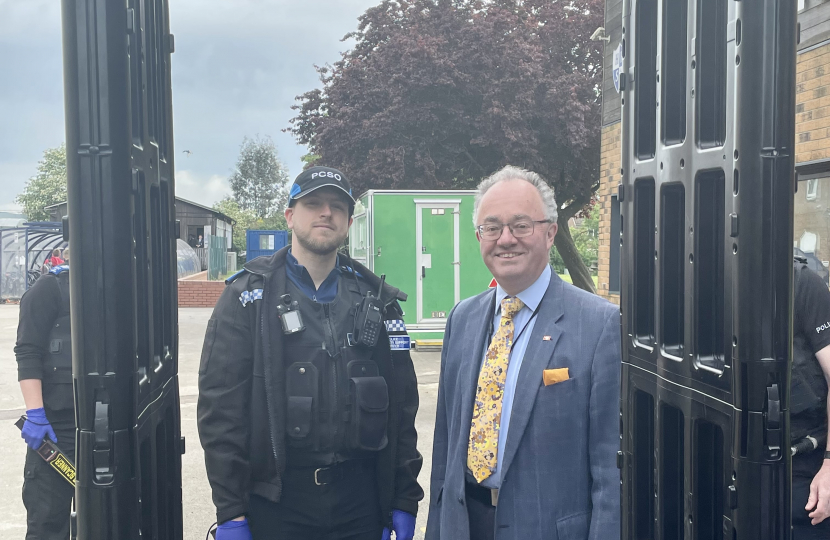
[590,27,611,42]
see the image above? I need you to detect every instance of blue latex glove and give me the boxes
[381,510,416,540]
[215,518,252,540]
[21,407,57,450]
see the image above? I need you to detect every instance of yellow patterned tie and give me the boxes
[467,296,525,483]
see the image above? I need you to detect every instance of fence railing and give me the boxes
[207,235,227,281]
[193,247,207,271]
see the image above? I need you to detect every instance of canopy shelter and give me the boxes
[0,222,65,300]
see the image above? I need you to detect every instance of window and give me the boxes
[795,177,830,285]
[259,234,275,250]
[807,179,819,201]
[350,214,369,262]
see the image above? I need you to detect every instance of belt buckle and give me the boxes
[314,467,326,486]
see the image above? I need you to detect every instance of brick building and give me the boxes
[596,0,830,303]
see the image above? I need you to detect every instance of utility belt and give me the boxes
[283,457,376,487]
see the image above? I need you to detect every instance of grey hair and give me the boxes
[472,165,558,227]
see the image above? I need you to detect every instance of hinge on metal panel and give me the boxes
[126,8,135,34]
[730,213,738,237]
[617,183,625,202]
[93,401,113,482]
[616,451,624,469]
[167,34,175,54]
[181,436,186,455]
[765,384,782,460]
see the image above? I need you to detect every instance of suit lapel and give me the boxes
[499,273,565,480]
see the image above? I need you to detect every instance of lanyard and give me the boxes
[484,292,542,353]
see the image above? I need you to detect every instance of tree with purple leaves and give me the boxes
[289,0,604,292]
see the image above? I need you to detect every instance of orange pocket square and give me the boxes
[543,368,570,386]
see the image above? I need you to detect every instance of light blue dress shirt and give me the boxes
[480,265,552,489]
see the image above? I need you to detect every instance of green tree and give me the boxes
[214,197,289,264]
[214,197,258,256]
[288,0,604,292]
[228,135,291,218]
[16,144,67,222]
[551,206,599,276]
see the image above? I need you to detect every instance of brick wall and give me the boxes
[796,42,830,164]
[178,280,225,308]
[597,122,621,306]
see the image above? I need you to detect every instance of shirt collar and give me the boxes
[493,265,551,315]
[285,248,341,288]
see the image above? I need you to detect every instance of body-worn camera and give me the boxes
[352,274,386,348]
[277,294,305,335]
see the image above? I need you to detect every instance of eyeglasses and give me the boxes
[476,219,552,241]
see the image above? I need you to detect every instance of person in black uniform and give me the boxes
[198,167,423,540]
[791,256,830,539]
[15,248,73,540]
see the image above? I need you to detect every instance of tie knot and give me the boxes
[500,296,524,319]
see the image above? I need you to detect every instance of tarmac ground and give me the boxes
[0,305,439,539]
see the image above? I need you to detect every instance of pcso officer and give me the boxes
[791,256,830,539]
[198,166,423,540]
[15,247,74,540]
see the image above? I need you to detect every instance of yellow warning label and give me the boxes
[50,454,76,486]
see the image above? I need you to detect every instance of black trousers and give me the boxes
[23,410,75,540]
[793,450,830,539]
[248,459,383,540]
[465,482,496,540]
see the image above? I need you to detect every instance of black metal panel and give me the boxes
[61,0,182,538]
[620,0,797,538]
[634,0,658,159]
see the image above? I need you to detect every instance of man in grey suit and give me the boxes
[425,165,621,540]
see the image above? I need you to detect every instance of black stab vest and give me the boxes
[282,272,389,467]
[43,271,74,411]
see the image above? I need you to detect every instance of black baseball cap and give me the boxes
[288,166,355,205]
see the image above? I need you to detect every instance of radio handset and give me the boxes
[353,274,386,348]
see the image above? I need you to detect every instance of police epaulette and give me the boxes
[225,268,248,285]
[339,265,363,278]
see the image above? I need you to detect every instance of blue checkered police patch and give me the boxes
[239,289,263,307]
[385,319,406,333]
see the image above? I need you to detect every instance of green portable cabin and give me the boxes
[348,190,493,343]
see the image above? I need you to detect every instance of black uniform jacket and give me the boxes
[197,247,423,525]
[15,273,64,381]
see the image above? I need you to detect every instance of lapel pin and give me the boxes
[542,335,552,341]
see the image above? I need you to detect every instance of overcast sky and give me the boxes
[0,0,378,213]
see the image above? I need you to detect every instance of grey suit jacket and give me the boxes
[425,271,621,540]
